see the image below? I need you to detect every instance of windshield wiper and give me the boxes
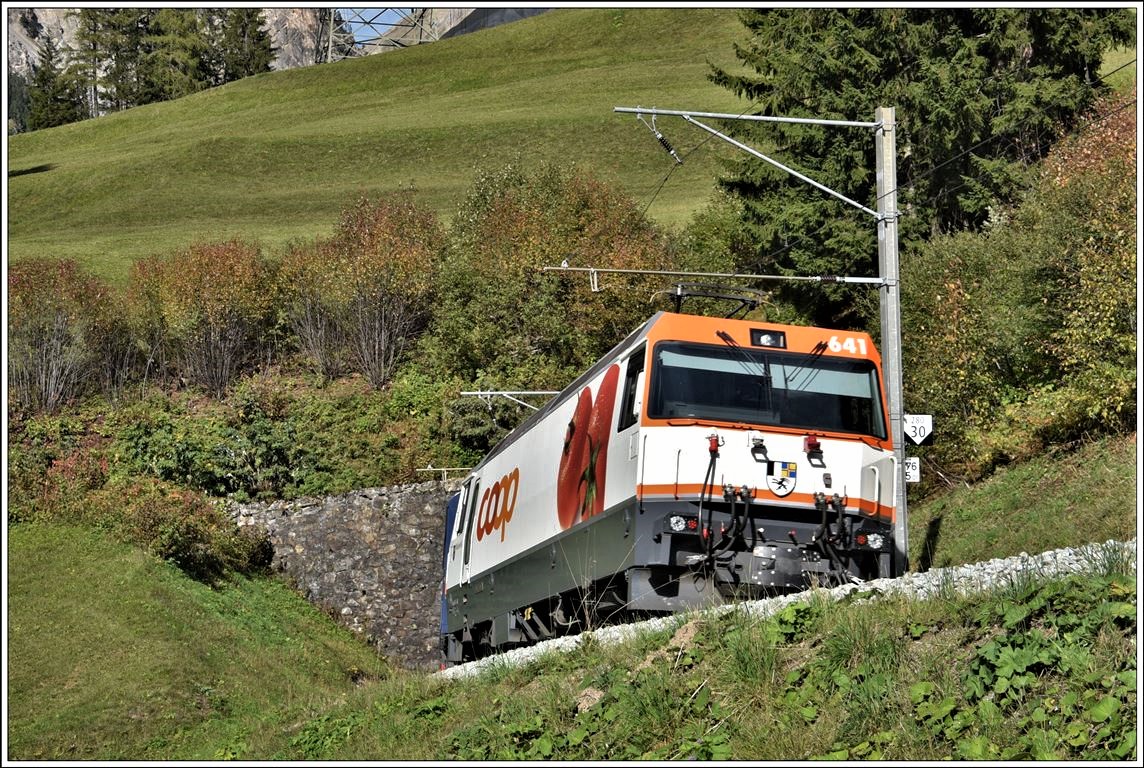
[787,339,830,392]
[716,329,773,411]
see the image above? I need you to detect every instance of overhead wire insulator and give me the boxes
[638,111,684,166]
[656,130,683,165]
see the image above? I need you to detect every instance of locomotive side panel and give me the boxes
[443,336,648,597]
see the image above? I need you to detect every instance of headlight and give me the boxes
[750,328,787,348]
[669,515,687,532]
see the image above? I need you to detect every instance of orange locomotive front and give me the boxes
[441,311,899,664]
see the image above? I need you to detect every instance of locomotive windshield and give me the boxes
[649,341,887,439]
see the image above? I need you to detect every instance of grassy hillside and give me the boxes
[6,523,386,760]
[7,8,749,285]
[6,433,1136,760]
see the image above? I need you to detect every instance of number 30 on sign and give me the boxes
[903,414,934,446]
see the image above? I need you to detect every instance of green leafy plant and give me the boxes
[290,711,366,759]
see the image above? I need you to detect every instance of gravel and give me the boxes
[437,538,1137,680]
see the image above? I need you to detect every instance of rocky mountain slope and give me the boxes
[5,8,541,75]
[7,7,326,76]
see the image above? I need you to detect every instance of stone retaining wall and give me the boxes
[229,481,458,670]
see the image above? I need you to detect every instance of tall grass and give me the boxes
[908,434,1137,570]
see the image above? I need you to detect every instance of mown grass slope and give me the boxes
[7,8,748,284]
[6,523,387,761]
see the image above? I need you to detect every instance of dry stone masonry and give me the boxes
[229,481,458,670]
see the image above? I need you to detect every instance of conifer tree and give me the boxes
[68,8,110,115]
[139,9,211,103]
[8,72,31,133]
[27,35,86,130]
[709,8,1135,326]
[100,9,152,111]
[219,8,275,83]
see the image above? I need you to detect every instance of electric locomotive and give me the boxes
[440,306,899,664]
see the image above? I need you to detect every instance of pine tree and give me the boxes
[219,8,275,83]
[708,8,1136,327]
[100,9,153,111]
[139,9,211,103]
[27,35,86,130]
[68,8,110,115]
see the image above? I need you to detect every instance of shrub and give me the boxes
[221,375,303,500]
[280,193,443,389]
[6,408,111,523]
[900,90,1137,482]
[92,477,272,583]
[127,240,276,396]
[125,255,172,391]
[1038,89,1137,433]
[109,381,310,502]
[7,259,132,412]
[8,412,270,583]
[278,239,351,380]
[426,164,671,390]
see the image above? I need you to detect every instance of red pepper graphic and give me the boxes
[557,387,593,529]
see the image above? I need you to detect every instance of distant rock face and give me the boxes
[7,7,544,78]
[7,7,75,76]
[262,7,324,70]
[6,8,325,78]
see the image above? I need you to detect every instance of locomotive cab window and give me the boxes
[617,344,646,432]
[648,341,886,439]
[458,478,479,536]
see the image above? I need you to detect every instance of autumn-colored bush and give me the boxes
[278,239,350,380]
[428,164,671,384]
[1038,88,1137,433]
[8,259,133,413]
[417,164,673,454]
[96,477,272,584]
[128,240,277,396]
[8,399,270,582]
[901,89,1137,483]
[279,194,443,388]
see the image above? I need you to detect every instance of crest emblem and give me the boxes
[766,461,797,497]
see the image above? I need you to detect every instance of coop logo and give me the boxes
[476,468,520,543]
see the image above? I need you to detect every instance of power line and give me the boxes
[629,42,1136,254]
[727,90,1137,273]
[635,99,761,217]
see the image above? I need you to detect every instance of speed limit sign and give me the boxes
[904,414,934,446]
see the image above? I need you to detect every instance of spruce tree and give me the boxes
[101,9,152,111]
[28,35,86,130]
[219,8,275,83]
[708,8,1135,327]
[199,9,228,87]
[139,9,211,103]
[68,8,110,115]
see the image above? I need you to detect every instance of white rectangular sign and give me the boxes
[904,456,921,483]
